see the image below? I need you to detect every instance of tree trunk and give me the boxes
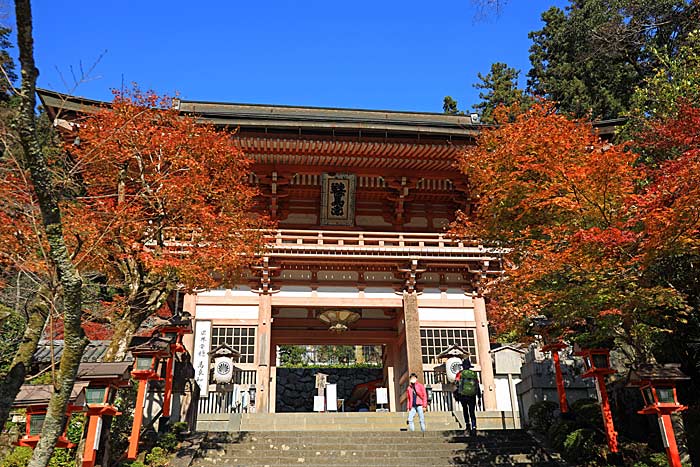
[102,318,140,363]
[103,288,170,363]
[0,288,50,429]
[14,2,88,467]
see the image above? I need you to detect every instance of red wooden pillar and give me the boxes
[596,374,619,453]
[659,414,682,467]
[576,348,618,453]
[127,378,149,460]
[82,414,102,467]
[162,356,175,418]
[543,342,568,414]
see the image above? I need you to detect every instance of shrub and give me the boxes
[528,400,559,434]
[1,447,32,467]
[570,397,603,429]
[562,428,601,464]
[547,419,577,450]
[156,432,178,452]
[145,447,169,467]
[171,421,189,440]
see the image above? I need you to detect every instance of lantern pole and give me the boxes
[575,348,618,453]
[127,377,149,460]
[542,342,568,414]
[658,412,682,467]
[596,374,618,453]
[632,365,689,467]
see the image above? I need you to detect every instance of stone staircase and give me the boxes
[190,413,562,467]
[197,411,521,432]
[193,429,561,467]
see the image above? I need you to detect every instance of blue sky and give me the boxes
[3,1,567,113]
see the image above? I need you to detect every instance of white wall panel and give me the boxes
[196,305,259,320]
[418,307,475,322]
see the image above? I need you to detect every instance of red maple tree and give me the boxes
[62,88,269,359]
[452,102,690,360]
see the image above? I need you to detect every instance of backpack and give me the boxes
[458,369,478,397]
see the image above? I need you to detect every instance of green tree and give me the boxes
[527,0,696,120]
[624,30,700,162]
[442,96,460,115]
[473,62,528,123]
[0,26,17,101]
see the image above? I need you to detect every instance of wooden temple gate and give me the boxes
[39,90,507,418]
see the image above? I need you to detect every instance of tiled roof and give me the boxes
[13,382,88,407]
[33,340,131,363]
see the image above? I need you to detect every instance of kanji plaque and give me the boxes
[320,173,356,226]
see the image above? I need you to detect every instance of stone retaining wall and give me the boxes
[275,367,383,412]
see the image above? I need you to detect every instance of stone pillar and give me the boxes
[256,294,272,413]
[384,341,399,412]
[474,295,497,410]
[402,292,424,383]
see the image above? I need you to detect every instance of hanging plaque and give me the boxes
[320,173,356,226]
[193,320,212,397]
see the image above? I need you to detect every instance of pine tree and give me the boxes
[473,62,527,123]
[443,96,460,114]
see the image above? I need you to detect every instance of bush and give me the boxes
[171,421,189,440]
[528,400,559,434]
[570,397,604,429]
[547,419,577,451]
[145,447,169,467]
[1,447,32,467]
[562,428,601,464]
[156,432,178,452]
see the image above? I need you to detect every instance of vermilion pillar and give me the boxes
[162,356,175,418]
[659,414,682,467]
[542,342,569,413]
[596,375,619,453]
[127,379,149,460]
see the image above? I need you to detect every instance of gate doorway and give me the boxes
[274,345,385,412]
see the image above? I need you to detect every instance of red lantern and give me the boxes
[575,348,618,453]
[631,364,688,467]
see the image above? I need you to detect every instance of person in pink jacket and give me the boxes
[406,373,428,432]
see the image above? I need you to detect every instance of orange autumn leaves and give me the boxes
[66,88,267,292]
[0,88,267,338]
[454,102,696,346]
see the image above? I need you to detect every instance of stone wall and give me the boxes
[516,346,596,424]
[275,367,383,412]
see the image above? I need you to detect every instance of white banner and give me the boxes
[313,395,325,412]
[376,388,388,405]
[193,320,212,397]
[326,384,338,411]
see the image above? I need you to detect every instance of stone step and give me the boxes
[205,430,533,440]
[205,435,535,446]
[196,463,554,467]
[211,445,540,457]
[195,455,553,466]
[191,429,560,467]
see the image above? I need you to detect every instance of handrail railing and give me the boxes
[267,229,487,250]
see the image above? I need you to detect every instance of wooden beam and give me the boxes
[272,318,396,330]
[272,329,397,345]
[271,296,403,308]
